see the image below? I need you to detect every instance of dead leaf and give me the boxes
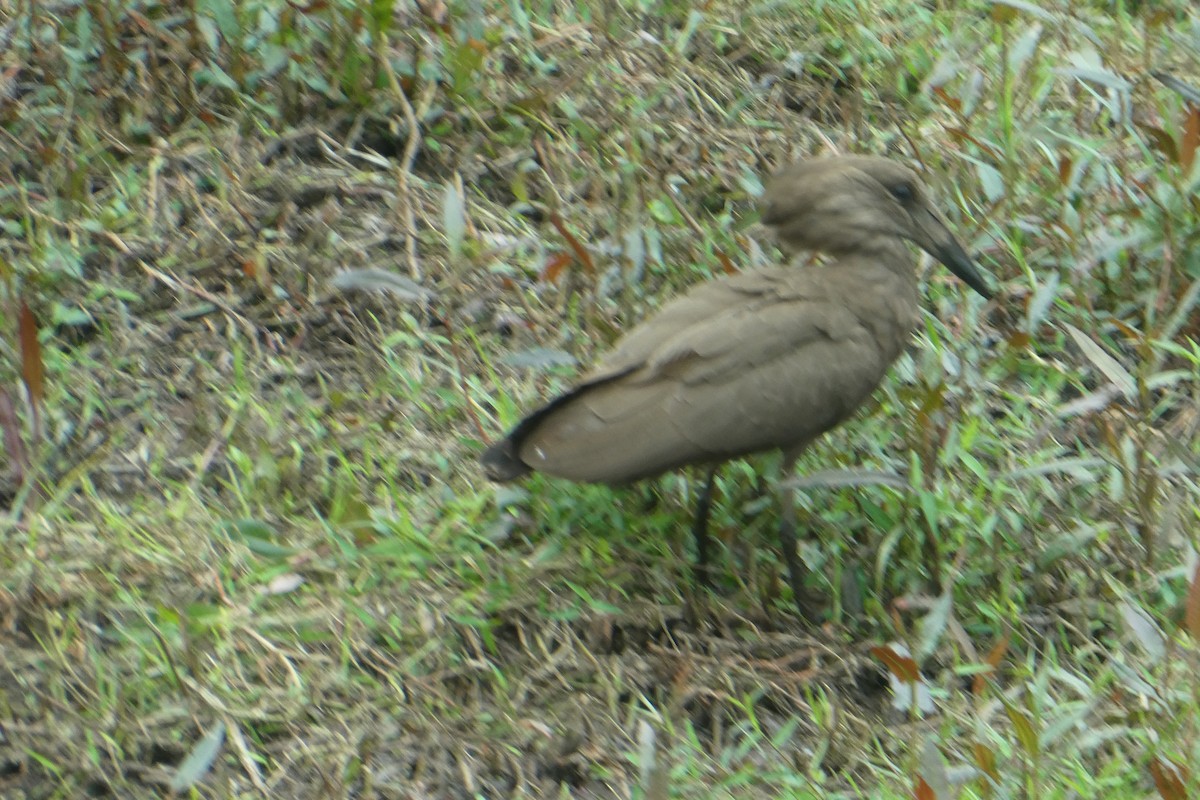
[872,644,920,683]
[18,300,43,407]
[1182,105,1200,173]
[540,252,573,284]
[549,214,594,274]
[973,631,1010,696]
[1185,561,1200,642]
[1149,756,1188,800]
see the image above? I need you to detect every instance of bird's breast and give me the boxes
[874,273,920,348]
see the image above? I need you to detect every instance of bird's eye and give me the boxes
[888,182,915,203]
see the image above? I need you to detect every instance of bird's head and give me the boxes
[761,155,992,299]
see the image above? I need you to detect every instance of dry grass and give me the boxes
[1,0,1199,797]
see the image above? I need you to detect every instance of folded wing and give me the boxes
[514,267,895,483]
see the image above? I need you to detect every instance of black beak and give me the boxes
[915,208,993,300]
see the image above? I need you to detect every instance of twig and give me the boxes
[376,36,436,281]
[224,719,269,794]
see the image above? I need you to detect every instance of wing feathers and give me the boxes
[504,263,913,484]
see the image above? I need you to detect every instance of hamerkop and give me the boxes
[482,155,992,612]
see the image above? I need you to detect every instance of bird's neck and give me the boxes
[818,238,921,359]
[826,235,913,270]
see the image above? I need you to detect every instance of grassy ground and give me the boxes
[1,0,1199,797]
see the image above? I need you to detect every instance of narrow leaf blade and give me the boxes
[169,722,226,793]
[1004,703,1039,757]
[1064,323,1135,397]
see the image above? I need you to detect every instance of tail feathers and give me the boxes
[480,438,532,482]
[480,366,635,483]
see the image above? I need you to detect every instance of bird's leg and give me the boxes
[778,456,819,619]
[690,465,719,588]
[778,487,808,612]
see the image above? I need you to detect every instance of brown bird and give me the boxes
[482,155,992,612]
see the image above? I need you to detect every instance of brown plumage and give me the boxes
[482,155,991,611]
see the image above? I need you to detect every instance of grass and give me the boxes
[1,0,1199,797]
